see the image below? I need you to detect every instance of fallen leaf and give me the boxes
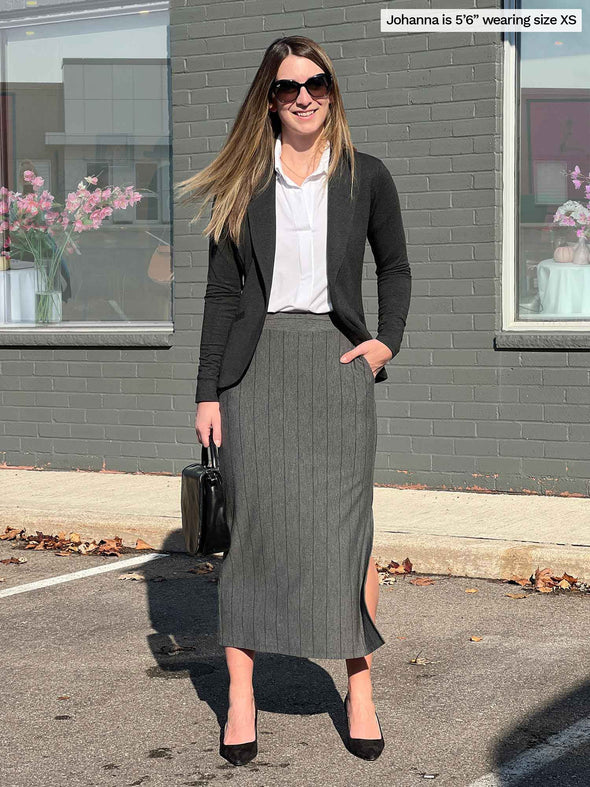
[135,538,154,551]
[189,562,214,574]
[465,588,479,593]
[96,537,124,557]
[376,557,413,576]
[505,592,528,599]
[533,566,557,592]
[0,527,23,541]
[561,572,578,585]
[118,572,145,581]
[409,577,435,586]
[470,636,483,642]
[506,574,532,586]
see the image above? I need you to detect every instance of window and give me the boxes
[501,0,590,340]
[0,2,172,331]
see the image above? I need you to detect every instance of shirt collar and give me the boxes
[274,134,330,185]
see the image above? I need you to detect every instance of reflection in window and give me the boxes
[0,8,172,327]
[517,0,590,322]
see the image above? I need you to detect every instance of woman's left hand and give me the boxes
[339,339,393,377]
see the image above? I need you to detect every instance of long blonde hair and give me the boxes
[174,35,357,247]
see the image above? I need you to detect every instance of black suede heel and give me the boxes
[219,704,258,766]
[343,691,384,761]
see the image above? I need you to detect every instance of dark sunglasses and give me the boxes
[269,72,332,104]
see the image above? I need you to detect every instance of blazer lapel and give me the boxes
[246,155,356,305]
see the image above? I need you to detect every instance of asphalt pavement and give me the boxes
[1,539,589,787]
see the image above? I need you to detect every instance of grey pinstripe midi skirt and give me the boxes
[217,311,385,660]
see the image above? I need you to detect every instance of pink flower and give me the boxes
[65,193,80,211]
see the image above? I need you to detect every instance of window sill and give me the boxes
[495,331,590,350]
[0,323,174,347]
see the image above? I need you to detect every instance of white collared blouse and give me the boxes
[267,133,333,313]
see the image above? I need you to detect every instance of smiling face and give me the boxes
[268,54,331,143]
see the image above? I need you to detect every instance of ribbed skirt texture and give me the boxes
[217,310,385,659]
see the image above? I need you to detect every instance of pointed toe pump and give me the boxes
[219,705,258,766]
[343,692,385,761]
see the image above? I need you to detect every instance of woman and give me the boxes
[175,35,411,766]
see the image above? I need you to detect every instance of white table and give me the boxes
[0,260,36,323]
[537,258,590,317]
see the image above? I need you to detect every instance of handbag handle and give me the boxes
[201,426,220,469]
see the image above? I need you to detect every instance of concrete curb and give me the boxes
[371,533,590,583]
[3,508,590,584]
[2,469,589,583]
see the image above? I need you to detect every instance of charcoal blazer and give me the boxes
[195,150,411,403]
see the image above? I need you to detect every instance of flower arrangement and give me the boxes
[0,171,142,322]
[553,165,590,240]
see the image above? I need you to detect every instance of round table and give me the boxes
[0,260,36,324]
[536,258,590,318]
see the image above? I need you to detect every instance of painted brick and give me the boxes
[0,0,584,496]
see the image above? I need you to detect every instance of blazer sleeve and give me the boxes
[367,159,412,359]
[195,228,243,404]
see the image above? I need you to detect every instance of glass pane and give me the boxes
[517,0,590,321]
[0,7,172,326]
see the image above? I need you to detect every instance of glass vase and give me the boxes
[571,235,590,266]
[34,257,62,323]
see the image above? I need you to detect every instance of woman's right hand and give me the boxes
[195,402,222,447]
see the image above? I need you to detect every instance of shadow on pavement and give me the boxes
[139,529,351,749]
[490,680,590,786]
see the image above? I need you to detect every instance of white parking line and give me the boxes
[467,716,590,786]
[0,552,170,598]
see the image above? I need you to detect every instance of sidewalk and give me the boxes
[2,467,589,582]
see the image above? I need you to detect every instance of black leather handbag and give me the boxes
[181,429,230,556]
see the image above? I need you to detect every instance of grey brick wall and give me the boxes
[2,0,589,496]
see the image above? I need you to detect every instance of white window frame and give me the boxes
[501,21,590,334]
[0,0,172,337]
